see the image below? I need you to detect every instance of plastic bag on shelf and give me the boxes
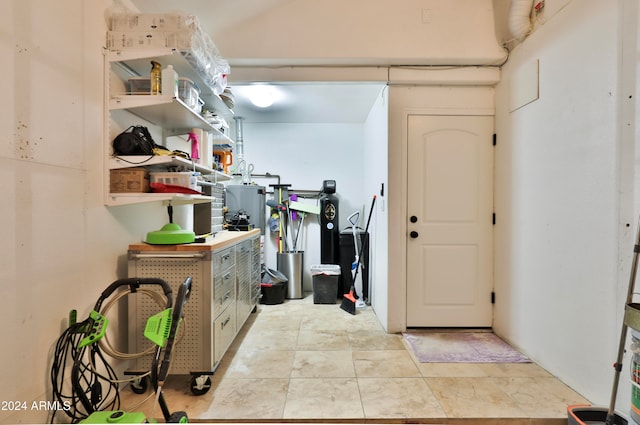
[106,11,230,103]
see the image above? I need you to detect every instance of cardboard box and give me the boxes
[110,168,150,193]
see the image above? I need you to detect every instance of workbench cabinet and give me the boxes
[126,230,260,394]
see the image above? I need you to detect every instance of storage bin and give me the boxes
[109,13,196,32]
[150,171,199,191]
[178,78,200,109]
[110,168,150,193]
[567,405,627,425]
[311,264,341,304]
[107,31,192,51]
[129,77,151,94]
[260,283,287,305]
[260,268,288,305]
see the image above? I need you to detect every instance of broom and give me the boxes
[340,286,357,315]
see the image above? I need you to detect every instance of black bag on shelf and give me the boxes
[112,125,157,156]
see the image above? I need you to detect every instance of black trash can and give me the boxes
[311,264,341,304]
[260,267,288,305]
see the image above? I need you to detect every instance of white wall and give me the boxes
[2,1,109,423]
[236,111,388,292]
[0,1,194,423]
[363,88,389,327]
[494,0,634,407]
[214,0,505,66]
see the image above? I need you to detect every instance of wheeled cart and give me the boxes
[126,230,261,395]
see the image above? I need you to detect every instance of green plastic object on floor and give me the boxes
[80,410,147,424]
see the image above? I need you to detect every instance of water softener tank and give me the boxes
[319,180,339,264]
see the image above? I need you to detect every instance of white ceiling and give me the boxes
[127,0,506,124]
[230,83,385,123]
[130,0,384,123]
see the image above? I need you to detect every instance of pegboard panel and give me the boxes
[128,254,213,374]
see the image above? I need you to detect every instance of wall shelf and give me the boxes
[107,192,214,207]
[109,95,234,146]
[105,45,234,211]
[108,48,233,119]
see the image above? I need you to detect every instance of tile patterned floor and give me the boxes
[120,294,590,424]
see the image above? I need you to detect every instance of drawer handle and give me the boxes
[221,316,230,329]
[223,272,231,281]
[131,253,206,259]
[222,290,231,303]
[222,253,231,261]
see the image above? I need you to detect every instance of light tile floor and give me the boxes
[120,294,590,424]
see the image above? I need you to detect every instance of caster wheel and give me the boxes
[190,375,211,396]
[130,376,148,394]
[168,411,189,423]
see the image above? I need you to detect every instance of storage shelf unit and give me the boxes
[107,156,230,206]
[127,230,261,394]
[105,46,234,207]
[108,48,233,119]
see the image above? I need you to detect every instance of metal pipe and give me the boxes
[234,116,245,161]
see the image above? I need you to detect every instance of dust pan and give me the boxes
[340,286,356,315]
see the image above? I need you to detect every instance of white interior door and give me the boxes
[406,115,494,327]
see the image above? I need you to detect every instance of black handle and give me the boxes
[410,231,419,239]
[95,277,173,311]
[410,216,418,223]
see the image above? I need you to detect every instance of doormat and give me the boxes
[402,331,530,363]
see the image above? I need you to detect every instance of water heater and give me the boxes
[225,184,266,234]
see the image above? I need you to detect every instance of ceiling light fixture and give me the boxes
[248,85,279,108]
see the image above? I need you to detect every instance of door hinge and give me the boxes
[493,133,497,146]
[491,291,496,304]
[492,213,496,225]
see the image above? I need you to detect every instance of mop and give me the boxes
[359,195,377,305]
[341,211,361,315]
[351,196,377,306]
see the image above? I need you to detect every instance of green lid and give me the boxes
[146,223,195,245]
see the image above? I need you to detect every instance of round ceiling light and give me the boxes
[248,85,280,108]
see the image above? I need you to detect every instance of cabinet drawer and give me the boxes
[213,247,235,273]
[214,269,235,314]
[214,302,237,364]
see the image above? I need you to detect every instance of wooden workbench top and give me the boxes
[128,229,260,252]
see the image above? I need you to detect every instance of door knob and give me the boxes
[410,231,419,239]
